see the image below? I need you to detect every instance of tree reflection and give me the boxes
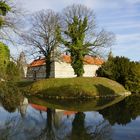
[34,108,59,140]
[70,112,112,140]
[3,93,140,139]
[0,106,113,140]
[99,95,140,125]
[71,112,90,140]
[0,82,23,112]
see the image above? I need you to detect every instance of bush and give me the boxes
[0,82,23,112]
[6,61,21,81]
[96,56,140,93]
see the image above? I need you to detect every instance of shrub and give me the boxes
[6,61,21,81]
[96,56,140,93]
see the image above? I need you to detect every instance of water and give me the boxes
[0,94,140,140]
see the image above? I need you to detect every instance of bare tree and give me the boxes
[21,10,61,78]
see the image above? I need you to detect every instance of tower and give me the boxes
[18,51,27,78]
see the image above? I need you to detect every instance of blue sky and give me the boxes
[14,0,140,61]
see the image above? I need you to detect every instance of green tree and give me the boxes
[99,95,140,125]
[0,0,11,27]
[57,16,88,76]
[125,62,140,93]
[56,4,114,77]
[0,0,11,16]
[0,43,24,81]
[0,82,22,112]
[0,0,23,43]
[0,42,10,78]
[96,56,140,93]
[6,61,21,81]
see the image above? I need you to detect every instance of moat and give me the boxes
[0,94,140,140]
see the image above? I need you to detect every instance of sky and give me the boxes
[12,0,140,61]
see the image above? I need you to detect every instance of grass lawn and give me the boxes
[19,77,131,99]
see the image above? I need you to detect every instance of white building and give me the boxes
[27,55,104,79]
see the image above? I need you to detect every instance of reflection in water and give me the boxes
[0,82,23,113]
[36,108,57,140]
[0,87,140,140]
[71,112,112,140]
[71,112,88,140]
[19,97,28,118]
[99,95,140,125]
[0,104,112,140]
[28,95,126,112]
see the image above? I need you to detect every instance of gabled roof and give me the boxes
[62,55,104,65]
[29,55,104,67]
[30,58,46,67]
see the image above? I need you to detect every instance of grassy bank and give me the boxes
[21,77,130,99]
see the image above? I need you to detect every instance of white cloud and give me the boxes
[13,0,140,61]
[17,0,125,12]
[16,0,140,13]
[117,33,140,43]
[102,21,140,31]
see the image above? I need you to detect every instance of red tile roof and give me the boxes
[29,55,104,67]
[84,56,104,65]
[30,103,76,115]
[63,111,77,115]
[30,58,46,67]
[62,55,104,65]
[30,103,47,111]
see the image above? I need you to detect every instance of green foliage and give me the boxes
[0,17,4,27]
[56,16,88,77]
[99,95,140,125]
[0,42,10,78]
[0,43,23,81]
[17,61,25,78]
[56,5,114,77]
[6,61,21,81]
[0,1,11,16]
[0,82,22,112]
[96,56,140,93]
[0,1,11,27]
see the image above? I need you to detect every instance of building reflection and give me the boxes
[19,97,28,118]
[29,104,112,140]
[1,95,140,140]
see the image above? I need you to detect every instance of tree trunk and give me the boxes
[71,52,84,77]
[45,56,51,78]
[77,74,83,77]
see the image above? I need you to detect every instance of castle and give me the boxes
[27,54,104,79]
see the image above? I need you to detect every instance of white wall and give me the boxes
[54,62,100,78]
[54,62,76,78]
[27,61,100,79]
[83,64,99,77]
